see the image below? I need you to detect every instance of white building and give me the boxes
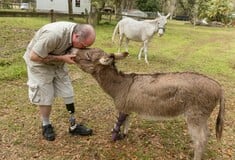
[36,0,91,14]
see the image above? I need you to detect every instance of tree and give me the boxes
[198,0,233,24]
[90,0,114,22]
[135,0,162,12]
[178,0,197,20]
[122,0,135,10]
[113,0,123,19]
[177,0,233,24]
[163,0,177,19]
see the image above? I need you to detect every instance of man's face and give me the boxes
[72,34,94,49]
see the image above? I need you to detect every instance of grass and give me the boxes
[0,17,235,160]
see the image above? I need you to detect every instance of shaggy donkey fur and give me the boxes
[70,48,225,160]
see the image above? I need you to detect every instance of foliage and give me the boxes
[177,0,197,19]
[135,0,162,12]
[92,0,115,9]
[198,0,234,23]
[177,0,234,23]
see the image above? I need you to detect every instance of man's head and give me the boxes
[72,24,96,49]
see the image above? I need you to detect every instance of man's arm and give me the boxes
[29,50,76,64]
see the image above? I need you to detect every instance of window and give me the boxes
[75,0,80,7]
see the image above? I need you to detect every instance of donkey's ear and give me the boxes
[157,12,161,17]
[113,52,129,60]
[99,56,114,65]
[166,13,171,19]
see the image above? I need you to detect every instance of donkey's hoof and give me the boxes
[111,132,125,141]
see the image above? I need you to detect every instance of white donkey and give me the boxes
[112,12,170,64]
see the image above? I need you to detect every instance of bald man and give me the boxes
[23,21,96,141]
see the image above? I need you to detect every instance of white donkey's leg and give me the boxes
[138,44,144,60]
[118,34,124,53]
[125,38,129,52]
[143,40,149,64]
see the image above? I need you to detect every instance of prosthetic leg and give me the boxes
[66,103,93,135]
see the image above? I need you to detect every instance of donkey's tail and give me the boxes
[112,22,119,43]
[216,89,225,141]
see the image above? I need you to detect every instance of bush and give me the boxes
[198,0,234,24]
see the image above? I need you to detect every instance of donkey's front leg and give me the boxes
[111,112,129,141]
[143,40,149,64]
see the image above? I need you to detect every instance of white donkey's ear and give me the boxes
[157,12,161,17]
[166,13,171,19]
[114,52,129,60]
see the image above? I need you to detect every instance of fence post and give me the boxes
[85,9,89,23]
[109,12,112,23]
[50,9,56,22]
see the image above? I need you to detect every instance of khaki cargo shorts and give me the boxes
[26,64,74,105]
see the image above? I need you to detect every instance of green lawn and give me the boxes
[0,17,234,160]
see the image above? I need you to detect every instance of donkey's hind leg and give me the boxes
[187,116,209,160]
[125,38,129,52]
[118,34,124,53]
[138,44,144,60]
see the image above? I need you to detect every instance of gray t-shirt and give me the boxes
[23,21,77,66]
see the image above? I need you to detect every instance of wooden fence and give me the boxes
[0,10,153,24]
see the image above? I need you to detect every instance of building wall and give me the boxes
[36,0,90,14]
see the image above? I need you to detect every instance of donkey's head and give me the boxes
[156,12,170,37]
[69,48,128,74]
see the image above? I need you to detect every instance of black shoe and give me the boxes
[69,124,93,136]
[42,124,55,141]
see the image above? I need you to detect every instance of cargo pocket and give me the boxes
[28,84,40,103]
[57,65,71,84]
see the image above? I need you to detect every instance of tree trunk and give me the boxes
[192,0,199,26]
[97,1,106,23]
[168,0,177,19]
[122,0,134,10]
[115,0,123,20]
[89,5,98,26]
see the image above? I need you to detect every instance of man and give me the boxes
[23,21,96,141]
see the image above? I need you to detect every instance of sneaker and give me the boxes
[69,124,93,136]
[42,124,55,141]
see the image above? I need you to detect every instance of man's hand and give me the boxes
[30,50,77,64]
[61,54,76,64]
